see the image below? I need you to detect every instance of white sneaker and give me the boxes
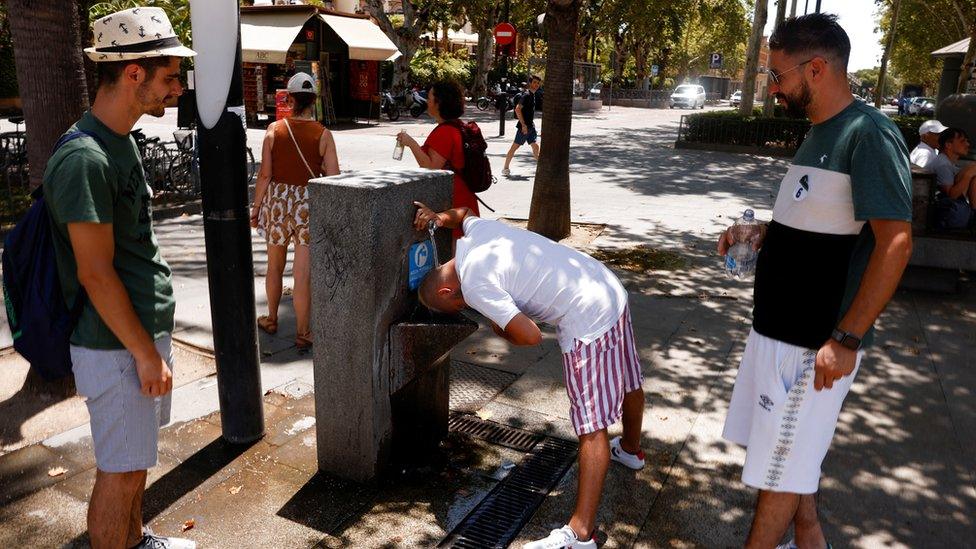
[524,525,596,549]
[134,532,196,549]
[609,436,645,470]
[776,541,831,549]
[502,168,511,177]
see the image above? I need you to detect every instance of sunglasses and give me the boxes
[768,58,819,85]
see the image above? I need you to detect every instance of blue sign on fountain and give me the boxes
[408,240,435,290]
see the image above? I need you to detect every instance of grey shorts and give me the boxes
[71,335,173,473]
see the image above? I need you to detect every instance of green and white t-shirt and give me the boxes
[752,101,912,349]
[43,111,175,350]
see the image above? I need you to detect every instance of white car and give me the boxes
[670,84,706,109]
[730,90,742,107]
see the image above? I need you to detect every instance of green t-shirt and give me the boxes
[753,101,912,349]
[43,111,175,349]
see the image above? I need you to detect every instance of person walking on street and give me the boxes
[250,72,340,352]
[397,80,480,240]
[44,8,196,548]
[414,204,647,549]
[502,75,543,177]
[717,14,913,549]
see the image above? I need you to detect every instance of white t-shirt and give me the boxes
[910,142,937,170]
[454,217,628,352]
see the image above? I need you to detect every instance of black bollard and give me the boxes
[190,3,264,444]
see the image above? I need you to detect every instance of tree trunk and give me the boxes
[8,0,89,189]
[764,0,788,116]
[527,0,579,241]
[472,15,495,97]
[958,17,976,93]
[78,0,98,100]
[366,0,425,89]
[876,0,901,106]
[740,0,768,115]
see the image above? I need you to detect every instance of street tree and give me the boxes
[527,0,580,241]
[366,0,440,89]
[877,0,974,91]
[8,0,90,189]
[454,0,497,96]
[740,0,768,114]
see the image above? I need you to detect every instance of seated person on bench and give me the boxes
[929,127,976,230]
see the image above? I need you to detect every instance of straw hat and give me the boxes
[85,7,195,62]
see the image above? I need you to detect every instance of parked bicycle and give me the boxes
[0,116,29,190]
[134,127,256,197]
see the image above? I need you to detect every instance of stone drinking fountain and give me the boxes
[308,168,478,482]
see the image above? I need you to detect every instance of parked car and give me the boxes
[907,96,934,115]
[730,90,742,107]
[918,98,936,117]
[670,84,706,109]
[588,82,603,100]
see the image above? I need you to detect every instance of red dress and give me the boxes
[422,122,480,239]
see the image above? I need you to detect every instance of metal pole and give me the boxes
[498,0,511,137]
[189,0,264,444]
[815,0,821,13]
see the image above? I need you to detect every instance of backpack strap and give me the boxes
[52,130,105,154]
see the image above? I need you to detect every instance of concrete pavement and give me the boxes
[0,105,973,547]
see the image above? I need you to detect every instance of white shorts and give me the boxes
[722,329,861,494]
[71,336,173,473]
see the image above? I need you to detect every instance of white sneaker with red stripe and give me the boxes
[609,436,645,470]
[523,525,596,549]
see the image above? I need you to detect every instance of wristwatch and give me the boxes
[830,329,862,351]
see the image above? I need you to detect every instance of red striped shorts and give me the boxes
[562,306,643,436]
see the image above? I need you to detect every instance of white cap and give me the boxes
[287,72,315,94]
[919,119,948,136]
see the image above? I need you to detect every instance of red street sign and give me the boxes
[494,22,516,46]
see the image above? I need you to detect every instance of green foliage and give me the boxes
[890,114,926,150]
[90,0,191,47]
[877,0,974,91]
[409,47,472,86]
[679,111,811,151]
[853,67,901,98]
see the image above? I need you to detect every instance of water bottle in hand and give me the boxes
[725,209,762,279]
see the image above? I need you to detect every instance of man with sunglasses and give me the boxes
[717,13,913,548]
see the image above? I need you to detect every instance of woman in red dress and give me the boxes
[397,80,479,240]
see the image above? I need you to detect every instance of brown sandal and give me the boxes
[257,315,278,335]
[295,332,313,352]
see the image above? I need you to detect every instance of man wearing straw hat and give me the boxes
[43,7,195,548]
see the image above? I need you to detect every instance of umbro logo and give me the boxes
[759,394,774,412]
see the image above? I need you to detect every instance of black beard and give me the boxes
[776,80,812,119]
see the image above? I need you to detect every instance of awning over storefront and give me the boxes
[241,10,315,64]
[319,14,400,61]
[421,29,480,46]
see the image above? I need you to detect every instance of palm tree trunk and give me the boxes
[527,0,579,241]
[8,0,89,189]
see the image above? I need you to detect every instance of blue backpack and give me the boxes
[2,130,103,380]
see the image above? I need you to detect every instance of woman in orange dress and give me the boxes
[396,80,479,240]
[250,72,339,351]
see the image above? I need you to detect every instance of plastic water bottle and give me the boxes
[725,209,762,278]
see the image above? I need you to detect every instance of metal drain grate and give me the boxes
[450,361,518,413]
[448,413,543,453]
[444,414,578,548]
